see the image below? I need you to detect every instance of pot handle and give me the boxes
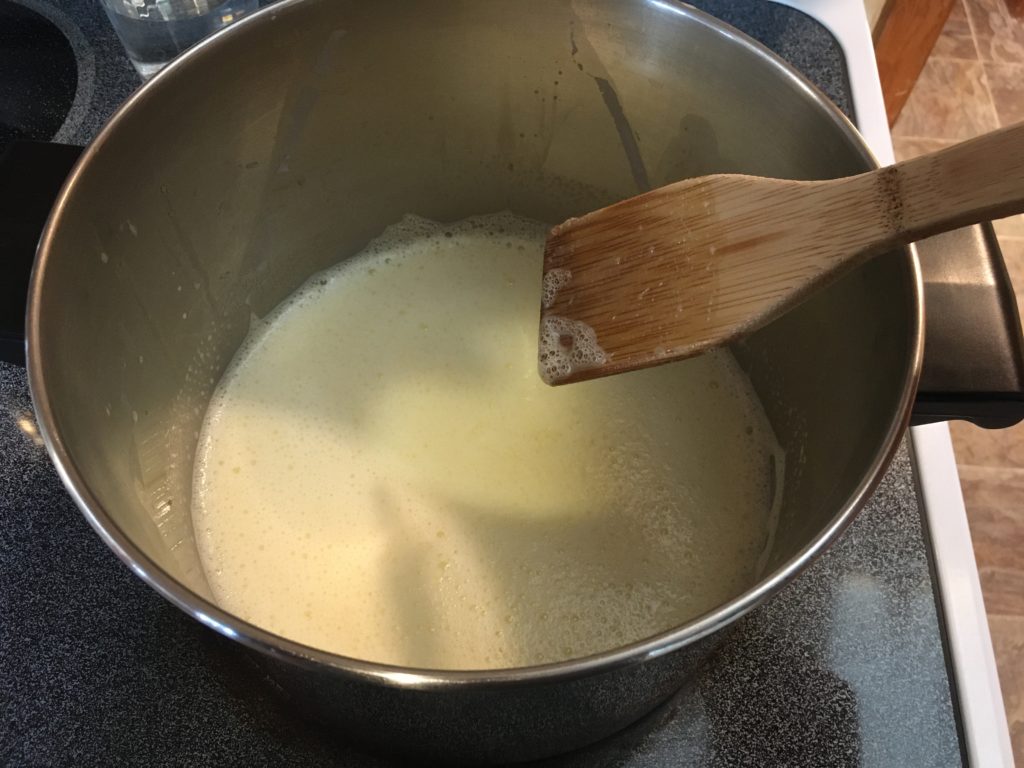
[0,140,82,366]
[911,224,1024,429]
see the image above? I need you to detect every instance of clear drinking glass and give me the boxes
[100,0,259,79]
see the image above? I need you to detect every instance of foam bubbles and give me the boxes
[538,315,608,384]
[541,267,572,309]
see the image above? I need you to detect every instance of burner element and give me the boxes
[0,1,77,151]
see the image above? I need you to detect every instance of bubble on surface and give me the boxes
[541,268,572,310]
[538,315,607,384]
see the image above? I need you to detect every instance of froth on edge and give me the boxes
[360,212,549,259]
[541,268,572,310]
[538,315,608,385]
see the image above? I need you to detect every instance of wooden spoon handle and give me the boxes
[849,121,1024,254]
[538,123,1024,385]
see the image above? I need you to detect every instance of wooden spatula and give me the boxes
[539,122,1024,385]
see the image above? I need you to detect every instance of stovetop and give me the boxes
[0,2,965,765]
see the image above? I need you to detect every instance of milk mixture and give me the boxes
[193,213,783,670]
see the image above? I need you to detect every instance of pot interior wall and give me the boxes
[35,0,914,622]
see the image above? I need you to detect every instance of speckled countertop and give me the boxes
[0,1,964,765]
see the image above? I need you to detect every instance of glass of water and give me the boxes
[100,0,259,79]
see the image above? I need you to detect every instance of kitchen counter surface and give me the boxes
[1,1,965,765]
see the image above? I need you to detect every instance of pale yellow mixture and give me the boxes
[192,213,783,670]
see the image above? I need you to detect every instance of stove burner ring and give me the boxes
[0,0,95,149]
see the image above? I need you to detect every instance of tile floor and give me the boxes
[889,0,1023,761]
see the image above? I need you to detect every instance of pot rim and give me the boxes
[26,0,924,690]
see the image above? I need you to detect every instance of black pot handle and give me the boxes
[0,140,82,366]
[4,141,1024,427]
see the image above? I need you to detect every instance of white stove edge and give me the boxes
[770,1,1014,765]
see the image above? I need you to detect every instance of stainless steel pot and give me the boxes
[27,0,921,762]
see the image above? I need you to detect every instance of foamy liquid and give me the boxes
[192,212,783,670]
